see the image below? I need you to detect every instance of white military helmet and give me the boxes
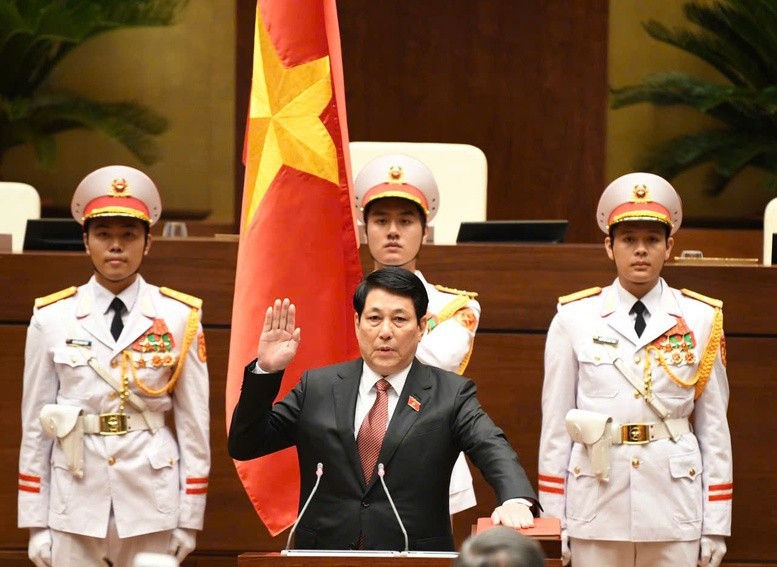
[353,154,440,223]
[596,172,682,235]
[71,165,162,226]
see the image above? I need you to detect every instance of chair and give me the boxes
[764,197,777,265]
[349,142,487,245]
[0,182,41,253]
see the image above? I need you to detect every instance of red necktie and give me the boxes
[357,379,391,483]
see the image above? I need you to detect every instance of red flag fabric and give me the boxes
[226,0,362,537]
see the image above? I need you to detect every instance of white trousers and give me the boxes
[570,537,700,567]
[51,515,172,567]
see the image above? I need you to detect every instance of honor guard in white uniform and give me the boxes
[18,166,210,567]
[354,154,481,514]
[538,173,732,567]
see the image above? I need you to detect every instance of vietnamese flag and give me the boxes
[226,0,362,536]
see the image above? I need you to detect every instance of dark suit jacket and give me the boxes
[228,358,536,551]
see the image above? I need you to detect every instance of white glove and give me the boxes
[698,535,726,567]
[28,528,52,567]
[561,528,570,566]
[490,501,535,528]
[167,528,197,562]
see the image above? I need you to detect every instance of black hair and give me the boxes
[363,198,427,232]
[608,221,670,242]
[84,217,151,239]
[353,267,429,325]
[455,526,545,567]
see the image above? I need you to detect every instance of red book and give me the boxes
[475,517,562,539]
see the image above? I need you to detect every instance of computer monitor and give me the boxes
[773,234,777,265]
[23,218,84,251]
[456,220,569,244]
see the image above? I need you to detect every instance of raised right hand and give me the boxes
[256,298,301,373]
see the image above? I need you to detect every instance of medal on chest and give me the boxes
[651,317,697,367]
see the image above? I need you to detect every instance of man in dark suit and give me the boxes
[228,267,537,551]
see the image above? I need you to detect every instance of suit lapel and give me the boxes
[115,281,154,356]
[76,278,156,356]
[601,280,683,350]
[332,359,364,488]
[372,359,430,488]
[635,284,683,349]
[601,285,637,345]
[76,285,114,349]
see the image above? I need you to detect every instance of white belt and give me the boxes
[81,412,165,435]
[611,418,691,445]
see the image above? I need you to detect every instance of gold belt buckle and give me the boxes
[621,424,650,444]
[99,413,128,435]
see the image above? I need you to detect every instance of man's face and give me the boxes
[365,198,427,271]
[355,287,426,377]
[83,217,151,294]
[605,221,673,296]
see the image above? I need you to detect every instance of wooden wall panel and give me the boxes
[3,243,775,563]
[3,241,774,334]
[4,330,773,561]
[0,330,24,550]
[235,1,609,242]
[0,240,239,325]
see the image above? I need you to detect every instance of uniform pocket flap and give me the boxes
[567,447,596,478]
[51,459,71,470]
[578,346,614,365]
[669,453,703,481]
[53,348,87,368]
[147,448,179,470]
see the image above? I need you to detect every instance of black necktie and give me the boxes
[631,300,647,337]
[109,297,125,341]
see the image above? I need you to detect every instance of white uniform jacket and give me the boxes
[538,278,732,542]
[415,270,481,514]
[18,276,210,538]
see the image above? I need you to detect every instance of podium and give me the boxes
[238,518,562,567]
[238,552,456,567]
[238,551,561,567]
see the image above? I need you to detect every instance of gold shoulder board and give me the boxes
[160,287,202,309]
[35,286,78,309]
[434,284,478,298]
[558,286,602,305]
[681,288,723,309]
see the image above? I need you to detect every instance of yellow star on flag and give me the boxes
[245,12,338,227]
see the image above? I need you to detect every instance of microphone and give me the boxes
[284,462,324,552]
[377,463,409,553]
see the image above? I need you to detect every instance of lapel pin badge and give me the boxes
[407,396,421,412]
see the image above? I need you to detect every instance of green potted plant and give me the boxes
[0,0,188,172]
[610,0,777,199]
